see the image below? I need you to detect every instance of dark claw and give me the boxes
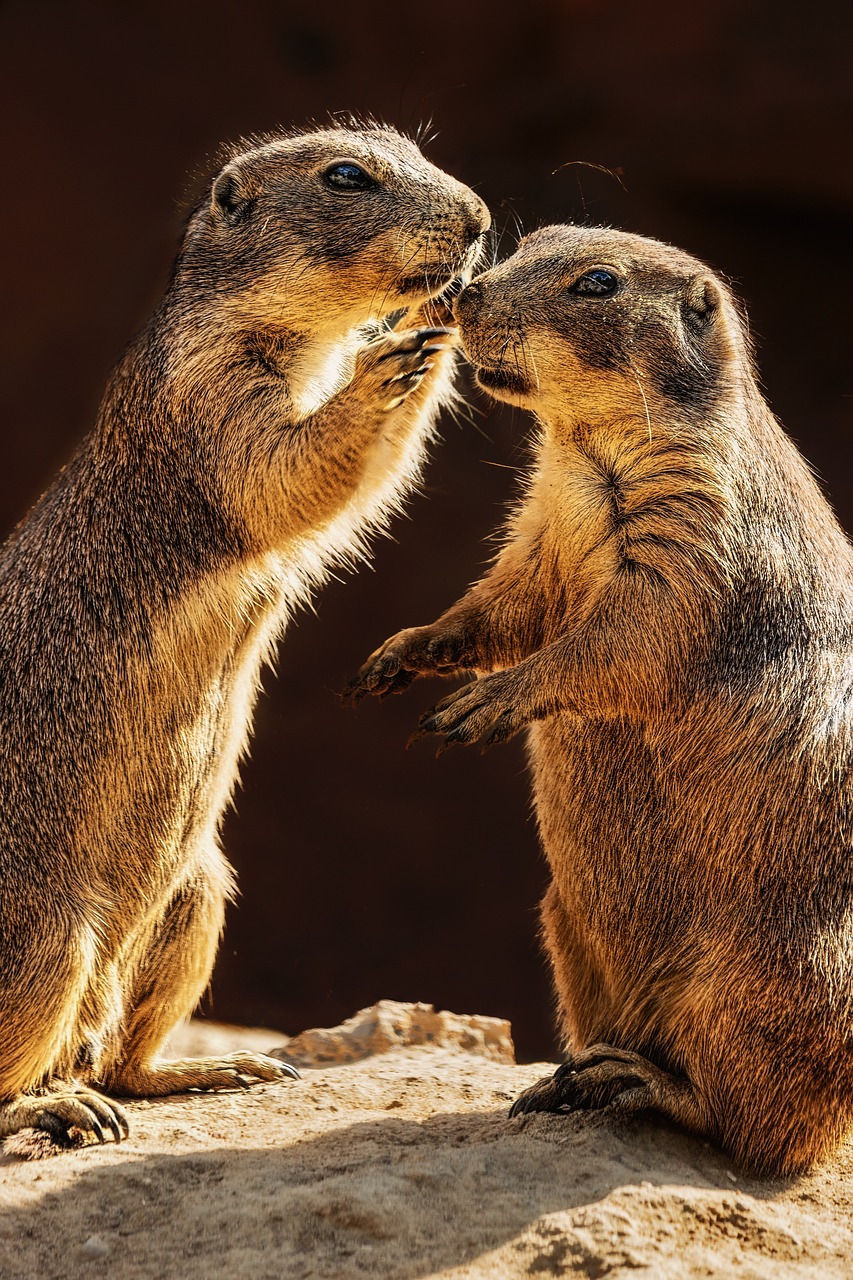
[86,1094,130,1142]
[343,652,402,703]
[83,1110,107,1144]
[107,1111,128,1142]
[509,1066,574,1118]
[267,1049,302,1078]
[509,1090,545,1119]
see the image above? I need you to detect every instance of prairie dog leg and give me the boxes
[100,863,298,1098]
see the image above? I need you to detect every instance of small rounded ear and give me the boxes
[683,275,721,329]
[211,168,257,227]
[681,277,722,332]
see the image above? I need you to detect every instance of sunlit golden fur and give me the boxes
[353,225,853,1176]
[0,123,489,1152]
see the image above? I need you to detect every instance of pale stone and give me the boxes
[80,1235,111,1259]
[269,1000,516,1068]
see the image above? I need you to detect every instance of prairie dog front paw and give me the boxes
[353,327,456,412]
[347,623,476,701]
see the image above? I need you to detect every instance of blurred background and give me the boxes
[0,0,850,1060]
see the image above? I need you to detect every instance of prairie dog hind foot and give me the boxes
[1,1088,130,1157]
[104,1051,299,1099]
[509,1044,706,1137]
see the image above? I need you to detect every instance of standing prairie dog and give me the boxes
[353,225,853,1176]
[0,124,489,1151]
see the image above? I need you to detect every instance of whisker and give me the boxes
[629,361,653,445]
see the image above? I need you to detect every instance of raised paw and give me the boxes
[509,1044,672,1119]
[355,326,456,411]
[346,624,473,702]
[413,669,530,753]
[7,1089,130,1148]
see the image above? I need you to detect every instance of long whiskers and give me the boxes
[629,361,653,445]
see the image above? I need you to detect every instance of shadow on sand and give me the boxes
[0,1100,798,1280]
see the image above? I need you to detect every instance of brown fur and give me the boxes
[0,124,489,1151]
[352,225,853,1177]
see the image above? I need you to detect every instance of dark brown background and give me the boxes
[0,0,850,1059]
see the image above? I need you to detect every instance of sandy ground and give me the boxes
[1,1004,851,1279]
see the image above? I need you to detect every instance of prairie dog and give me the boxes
[353,225,853,1176]
[0,124,489,1151]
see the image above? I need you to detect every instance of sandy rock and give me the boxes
[267,999,516,1067]
[166,1001,515,1070]
[2,1011,851,1279]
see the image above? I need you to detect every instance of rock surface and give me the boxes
[1,1005,851,1279]
[265,998,515,1068]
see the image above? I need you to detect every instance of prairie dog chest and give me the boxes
[531,433,623,590]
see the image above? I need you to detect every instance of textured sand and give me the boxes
[1,1006,850,1279]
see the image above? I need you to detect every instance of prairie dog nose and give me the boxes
[453,280,483,321]
[467,195,491,240]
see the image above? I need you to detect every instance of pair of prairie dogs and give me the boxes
[1,124,851,1178]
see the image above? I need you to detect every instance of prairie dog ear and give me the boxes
[683,275,721,329]
[211,167,258,227]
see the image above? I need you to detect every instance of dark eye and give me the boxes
[323,162,376,192]
[570,269,620,297]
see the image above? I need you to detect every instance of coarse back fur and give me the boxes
[353,224,853,1176]
[0,123,489,1151]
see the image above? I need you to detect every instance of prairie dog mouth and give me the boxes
[396,238,484,300]
[395,265,460,297]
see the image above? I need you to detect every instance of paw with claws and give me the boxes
[509,1044,688,1122]
[354,326,456,412]
[347,625,475,702]
[111,1051,299,1099]
[414,669,534,752]
[5,1089,130,1149]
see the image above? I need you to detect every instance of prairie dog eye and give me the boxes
[323,162,377,192]
[570,269,620,297]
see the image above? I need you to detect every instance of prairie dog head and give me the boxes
[178,125,491,337]
[454,225,747,425]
